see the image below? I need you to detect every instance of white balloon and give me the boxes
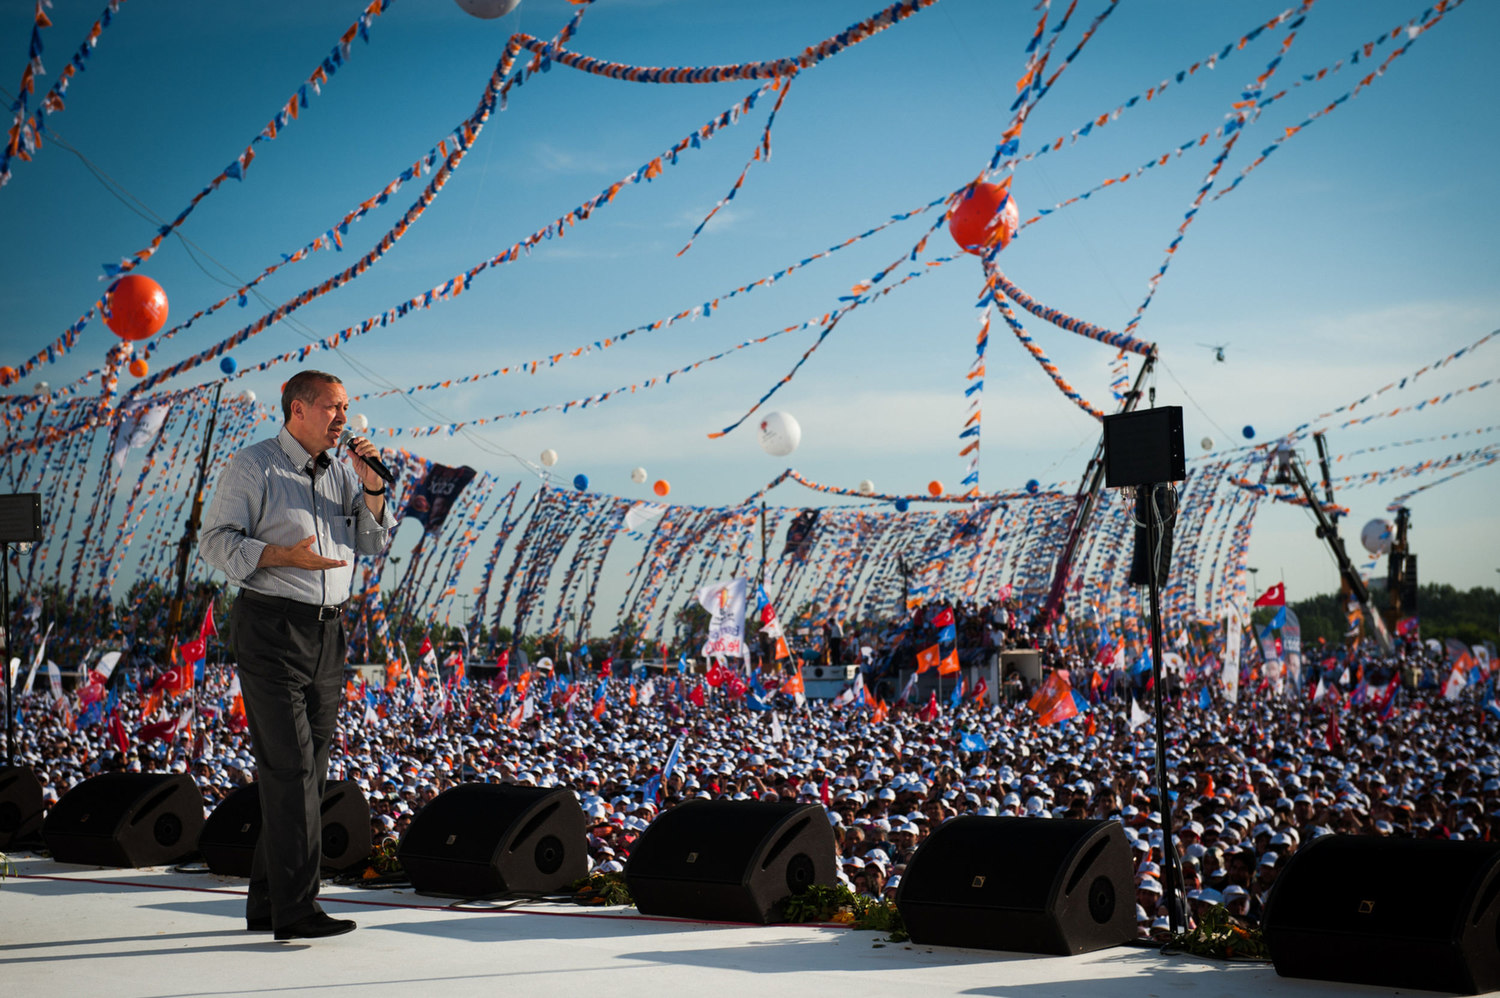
[241,389,256,403]
[857,479,875,495]
[540,448,559,467]
[351,413,369,432]
[630,467,648,484]
[1201,436,1214,451]
[454,0,520,18]
[757,411,801,457]
[1360,518,1393,557]
[33,381,48,394]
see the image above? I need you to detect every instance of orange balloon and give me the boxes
[128,358,149,378]
[0,365,16,387]
[653,479,671,497]
[927,480,944,497]
[948,182,1019,256]
[105,275,170,341]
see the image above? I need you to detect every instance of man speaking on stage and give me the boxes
[201,370,396,941]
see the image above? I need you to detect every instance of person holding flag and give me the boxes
[200,370,396,941]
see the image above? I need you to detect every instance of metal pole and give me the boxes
[164,382,224,763]
[2,542,12,767]
[1142,484,1186,934]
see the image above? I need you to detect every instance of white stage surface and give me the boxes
[0,854,1471,997]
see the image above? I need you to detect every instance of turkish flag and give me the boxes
[1254,582,1286,607]
[688,683,706,707]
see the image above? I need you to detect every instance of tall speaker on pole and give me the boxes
[1102,405,1186,932]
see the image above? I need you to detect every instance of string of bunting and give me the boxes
[1385,445,1500,512]
[513,0,940,85]
[1011,3,1434,226]
[347,195,945,402]
[2,0,58,185]
[1122,0,1314,336]
[983,263,1107,420]
[125,74,783,401]
[1211,0,1466,203]
[1,0,128,188]
[678,75,795,257]
[1,0,395,393]
[708,221,955,440]
[958,303,989,490]
[1289,328,1496,435]
[989,5,1302,176]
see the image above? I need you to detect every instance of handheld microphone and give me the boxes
[338,427,395,484]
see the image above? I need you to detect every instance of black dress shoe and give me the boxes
[246,916,272,931]
[274,912,357,941]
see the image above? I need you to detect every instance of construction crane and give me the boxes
[1275,432,1394,655]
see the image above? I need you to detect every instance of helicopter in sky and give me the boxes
[1198,342,1230,363]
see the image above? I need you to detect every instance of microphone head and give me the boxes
[337,426,357,447]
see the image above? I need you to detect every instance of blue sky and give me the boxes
[2,0,1497,617]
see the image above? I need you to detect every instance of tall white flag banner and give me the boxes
[22,622,53,695]
[1223,609,1242,703]
[697,578,748,659]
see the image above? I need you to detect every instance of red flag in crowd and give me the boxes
[1254,582,1286,607]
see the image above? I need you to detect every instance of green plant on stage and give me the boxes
[361,838,403,879]
[571,871,634,906]
[779,883,908,942]
[1166,904,1269,961]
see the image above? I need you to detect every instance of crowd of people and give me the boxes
[6,607,1495,941]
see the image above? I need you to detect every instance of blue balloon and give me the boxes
[573,473,589,491]
[1242,425,1255,440]
[219,356,237,374]
[1025,479,1039,494]
[894,498,909,513]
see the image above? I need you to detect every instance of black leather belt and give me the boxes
[238,589,347,622]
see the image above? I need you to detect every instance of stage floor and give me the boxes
[0,854,1469,997]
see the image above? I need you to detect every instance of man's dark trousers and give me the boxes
[232,597,346,928]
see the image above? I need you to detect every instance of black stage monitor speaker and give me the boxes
[0,493,42,544]
[0,765,44,849]
[625,799,838,924]
[896,816,1135,955]
[1103,406,1185,488]
[398,783,587,898]
[43,772,204,867]
[1263,834,1500,995]
[197,779,371,877]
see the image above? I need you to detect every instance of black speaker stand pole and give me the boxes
[1141,483,1185,934]
[2,539,14,768]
